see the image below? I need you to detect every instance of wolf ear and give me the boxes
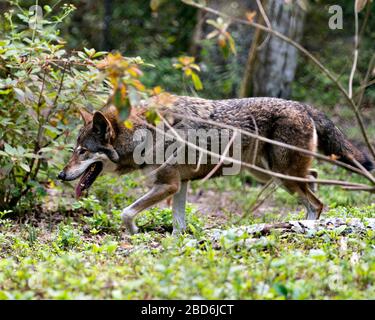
[79,108,93,125]
[92,111,115,143]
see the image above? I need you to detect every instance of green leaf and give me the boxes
[145,109,160,125]
[4,143,17,156]
[44,5,52,13]
[0,89,12,95]
[92,51,107,58]
[19,162,30,172]
[13,87,26,104]
[84,47,96,57]
[191,72,203,90]
[77,51,86,59]
[113,89,131,121]
[273,283,288,298]
[227,35,237,55]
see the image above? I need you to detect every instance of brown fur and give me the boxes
[59,95,373,234]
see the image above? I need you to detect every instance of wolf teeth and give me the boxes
[80,183,85,187]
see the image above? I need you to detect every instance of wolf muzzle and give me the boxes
[57,171,66,180]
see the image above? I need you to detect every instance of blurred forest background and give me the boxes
[2,0,374,102]
[0,0,375,211]
[29,1,375,98]
[0,0,375,300]
[32,0,375,140]
[0,0,374,210]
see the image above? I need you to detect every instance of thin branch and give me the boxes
[255,0,271,51]
[169,112,372,181]
[348,6,359,99]
[134,115,374,191]
[250,113,259,165]
[347,154,375,185]
[201,130,238,183]
[234,178,278,224]
[193,149,204,173]
[356,53,375,108]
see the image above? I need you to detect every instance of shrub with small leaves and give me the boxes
[0,4,148,212]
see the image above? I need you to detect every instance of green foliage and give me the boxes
[64,0,197,56]
[0,4,111,210]
[0,4,150,212]
[0,158,374,299]
[56,224,82,249]
[292,0,375,108]
[73,195,123,235]
[0,0,374,301]
[0,204,374,299]
[173,55,203,91]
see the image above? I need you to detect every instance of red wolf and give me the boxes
[58,95,374,234]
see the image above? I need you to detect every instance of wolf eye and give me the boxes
[78,148,87,155]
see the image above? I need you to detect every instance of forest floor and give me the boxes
[0,162,374,299]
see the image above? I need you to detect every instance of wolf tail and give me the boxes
[305,105,374,171]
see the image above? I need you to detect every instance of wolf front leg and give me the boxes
[121,183,179,234]
[172,180,188,235]
[121,166,180,234]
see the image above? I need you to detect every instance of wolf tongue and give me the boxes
[75,182,83,199]
[74,162,102,199]
[75,169,90,199]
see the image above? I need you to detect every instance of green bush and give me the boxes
[0,4,109,211]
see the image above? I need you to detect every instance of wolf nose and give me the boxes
[57,171,66,180]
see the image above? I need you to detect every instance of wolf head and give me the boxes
[58,106,120,198]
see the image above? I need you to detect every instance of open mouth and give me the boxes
[75,162,103,198]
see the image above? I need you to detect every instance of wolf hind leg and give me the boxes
[268,114,322,219]
[172,180,188,235]
[282,181,323,220]
[307,169,318,193]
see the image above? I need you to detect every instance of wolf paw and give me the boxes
[121,211,139,235]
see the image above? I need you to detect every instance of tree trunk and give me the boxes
[252,0,305,98]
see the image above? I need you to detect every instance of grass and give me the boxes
[0,164,374,300]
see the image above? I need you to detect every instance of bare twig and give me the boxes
[193,149,204,173]
[347,154,375,185]
[133,114,374,191]
[235,178,278,223]
[170,112,372,181]
[201,130,238,183]
[255,0,271,51]
[356,53,375,108]
[348,5,359,99]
